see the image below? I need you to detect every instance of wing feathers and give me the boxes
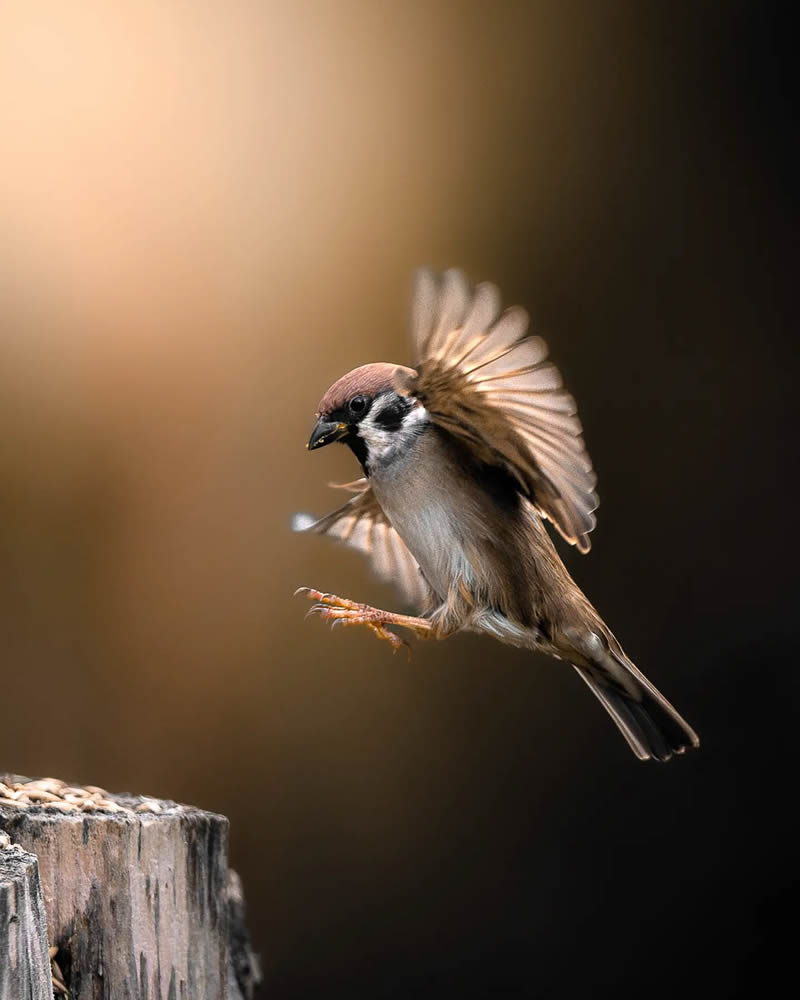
[451,302,524,368]
[429,269,470,357]
[408,270,598,551]
[454,282,502,350]
[461,317,541,374]
[293,489,429,608]
[411,268,439,357]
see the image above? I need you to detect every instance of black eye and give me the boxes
[348,395,368,415]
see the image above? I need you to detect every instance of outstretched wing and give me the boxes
[397,268,598,552]
[292,482,430,608]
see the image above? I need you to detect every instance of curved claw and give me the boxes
[390,633,413,660]
[294,587,370,612]
[295,587,339,604]
[294,587,329,601]
[370,624,412,659]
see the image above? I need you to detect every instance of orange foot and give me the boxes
[294,588,433,655]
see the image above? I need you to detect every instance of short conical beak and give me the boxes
[307,417,349,450]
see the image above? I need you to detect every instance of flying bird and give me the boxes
[294,269,699,761]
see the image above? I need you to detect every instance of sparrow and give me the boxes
[294,269,699,761]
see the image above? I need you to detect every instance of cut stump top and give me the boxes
[1,775,235,1000]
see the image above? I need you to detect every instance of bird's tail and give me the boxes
[566,628,699,762]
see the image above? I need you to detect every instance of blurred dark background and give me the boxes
[1,2,795,997]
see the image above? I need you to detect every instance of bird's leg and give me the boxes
[294,587,434,654]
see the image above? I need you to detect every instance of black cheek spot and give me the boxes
[374,399,408,431]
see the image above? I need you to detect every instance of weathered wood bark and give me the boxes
[0,840,52,1000]
[225,870,262,1000]
[1,778,246,1000]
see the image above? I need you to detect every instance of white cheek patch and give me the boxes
[400,404,429,432]
[359,401,430,464]
[358,420,395,458]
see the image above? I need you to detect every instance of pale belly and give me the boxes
[366,426,548,648]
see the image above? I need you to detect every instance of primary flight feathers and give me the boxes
[292,488,428,608]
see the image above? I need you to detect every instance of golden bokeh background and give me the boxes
[1,2,794,996]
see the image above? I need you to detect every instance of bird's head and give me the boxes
[307,362,423,473]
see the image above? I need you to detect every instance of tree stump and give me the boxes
[0,838,52,1000]
[1,776,261,1000]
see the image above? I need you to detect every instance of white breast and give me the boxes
[368,426,477,601]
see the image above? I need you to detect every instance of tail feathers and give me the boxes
[568,631,699,762]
